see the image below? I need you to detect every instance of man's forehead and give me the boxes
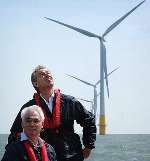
[25,111,39,117]
[24,111,41,118]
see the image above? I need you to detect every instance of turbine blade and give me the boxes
[95,66,119,86]
[66,74,95,87]
[102,43,109,98]
[102,0,145,38]
[106,67,120,77]
[44,17,100,38]
[76,97,93,103]
[95,79,100,86]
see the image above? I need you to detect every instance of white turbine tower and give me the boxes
[45,1,145,134]
[66,67,119,123]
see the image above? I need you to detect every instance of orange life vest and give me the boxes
[33,89,61,129]
[23,141,49,161]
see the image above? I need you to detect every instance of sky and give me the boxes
[0,0,150,134]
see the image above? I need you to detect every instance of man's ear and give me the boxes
[42,121,44,127]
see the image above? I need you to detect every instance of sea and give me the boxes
[0,134,150,161]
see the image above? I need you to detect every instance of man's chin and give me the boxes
[28,132,39,136]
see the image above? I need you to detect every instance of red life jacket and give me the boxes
[23,141,48,161]
[33,89,61,129]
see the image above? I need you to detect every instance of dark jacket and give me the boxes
[2,140,56,161]
[7,93,96,161]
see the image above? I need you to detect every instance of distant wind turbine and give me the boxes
[66,67,119,123]
[67,74,98,120]
[45,0,145,134]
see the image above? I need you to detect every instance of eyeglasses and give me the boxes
[24,117,41,124]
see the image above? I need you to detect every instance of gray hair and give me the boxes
[31,65,46,91]
[21,105,45,121]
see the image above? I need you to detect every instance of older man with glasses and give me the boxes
[2,105,57,161]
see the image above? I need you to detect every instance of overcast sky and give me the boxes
[0,0,150,134]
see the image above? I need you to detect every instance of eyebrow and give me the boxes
[24,117,40,120]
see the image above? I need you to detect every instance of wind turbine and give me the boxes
[66,67,119,123]
[67,73,99,120]
[45,1,145,134]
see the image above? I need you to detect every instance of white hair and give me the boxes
[21,105,45,121]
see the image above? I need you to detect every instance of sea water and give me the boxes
[0,134,150,161]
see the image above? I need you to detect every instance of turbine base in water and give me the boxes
[99,115,106,135]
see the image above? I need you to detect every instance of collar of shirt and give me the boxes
[21,132,28,141]
[20,132,44,147]
[40,93,54,113]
